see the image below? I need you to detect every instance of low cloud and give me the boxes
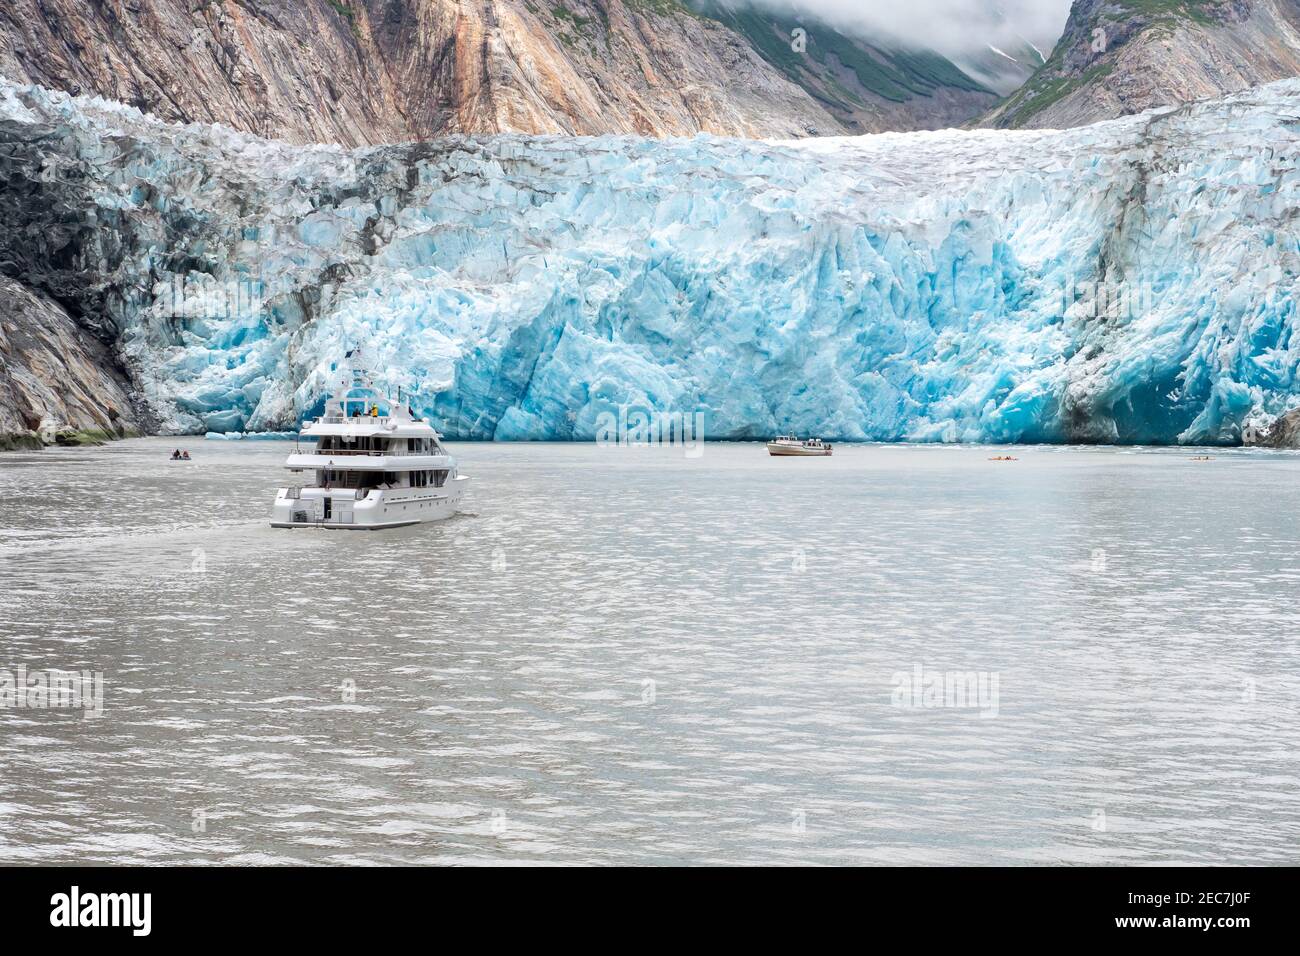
[717,0,1073,57]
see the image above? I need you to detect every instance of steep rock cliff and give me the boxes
[0,0,836,141]
[0,277,140,448]
[986,0,1300,129]
[0,1,1010,143]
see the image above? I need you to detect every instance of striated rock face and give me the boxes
[0,0,413,146]
[366,0,844,137]
[0,278,140,448]
[985,0,1300,129]
[0,1,1008,144]
[0,0,841,142]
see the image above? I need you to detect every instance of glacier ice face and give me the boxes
[1,78,1298,443]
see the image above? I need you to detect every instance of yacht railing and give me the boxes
[305,448,388,457]
[319,415,398,425]
[288,487,371,502]
[296,448,445,457]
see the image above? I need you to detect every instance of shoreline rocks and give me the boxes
[1260,408,1300,448]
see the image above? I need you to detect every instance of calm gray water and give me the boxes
[1,437,1298,865]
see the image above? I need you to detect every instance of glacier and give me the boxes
[1,77,1298,443]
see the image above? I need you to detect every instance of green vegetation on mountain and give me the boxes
[1110,0,1222,23]
[998,63,1115,127]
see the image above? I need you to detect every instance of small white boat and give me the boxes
[767,435,833,457]
[270,353,467,529]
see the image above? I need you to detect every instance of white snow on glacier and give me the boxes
[2,77,1299,442]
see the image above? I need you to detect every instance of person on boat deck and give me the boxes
[171,449,180,459]
[182,451,191,460]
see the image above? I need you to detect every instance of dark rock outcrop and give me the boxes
[1260,407,1300,447]
[0,277,140,448]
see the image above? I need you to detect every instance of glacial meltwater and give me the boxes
[1,438,1298,865]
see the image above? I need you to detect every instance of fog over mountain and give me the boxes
[720,0,1072,57]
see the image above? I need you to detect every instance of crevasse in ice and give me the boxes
[2,77,1298,443]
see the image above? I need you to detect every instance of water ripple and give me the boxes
[0,438,1298,864]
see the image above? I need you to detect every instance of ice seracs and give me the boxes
[6,78,1300,446]
[270,353,467,529]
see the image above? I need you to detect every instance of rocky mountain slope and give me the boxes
[4,77,1299,446]
[985,0,1300,129]
[0,0,1001,143]
[0,278,140,449]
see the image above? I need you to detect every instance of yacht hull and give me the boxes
[767,443,832,456]
[269,519,422,530]
[270,476,468,529]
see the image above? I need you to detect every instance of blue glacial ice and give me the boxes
[2,77,1299,443]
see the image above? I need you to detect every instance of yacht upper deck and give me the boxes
[298,351,447,444]
[301,417,440,439]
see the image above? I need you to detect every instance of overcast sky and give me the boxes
[725,0,1074,56]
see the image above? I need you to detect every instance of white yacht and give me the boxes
[270,356,467,529]
[766,435,833,457]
